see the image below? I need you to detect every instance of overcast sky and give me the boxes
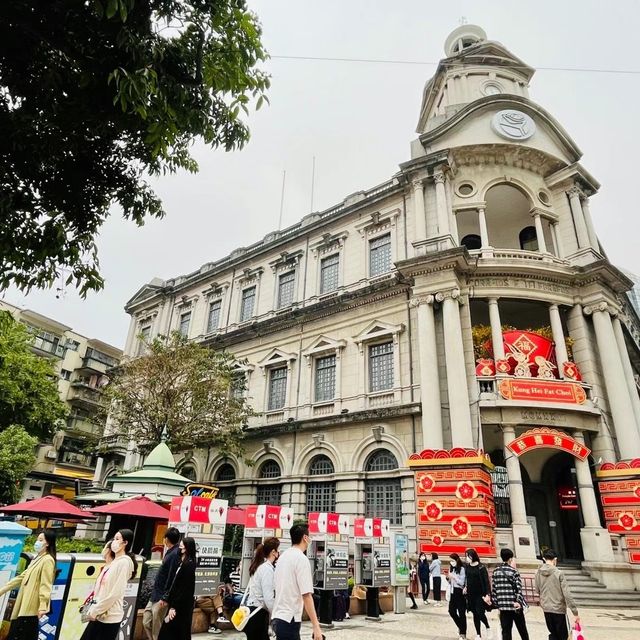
[4,0,640,348]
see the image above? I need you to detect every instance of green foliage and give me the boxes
[0,1,269,295]
[0,425,38,503]
[103,331,253,457]
[23,534,106,554]
[0,312,68,440]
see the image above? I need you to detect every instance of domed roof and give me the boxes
[143,442,176,470]
[444,24,487,57]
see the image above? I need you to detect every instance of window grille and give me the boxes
[268,367,287,410]
[260,460,282,479]
[366,449,398,472]
[369,341,394,391]
[307,482,336,513]
[179,311,191,337]
[277,271,296,309]
[491,465,512,527]
[320,254,340,294]
[309,455,335,476]
[256,484,282,505]
[180,465,197,481]
[369,233,391,276]
[365,479,402,524]
[207,300,222,333]
[230,373,245,400]
[217,486,236,507]
[217,463,236,482]
[314,355,336,402]
[240,286,256,322]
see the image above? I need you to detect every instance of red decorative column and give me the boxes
[408,448,497,558]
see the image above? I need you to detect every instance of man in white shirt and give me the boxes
[273,523,323,640]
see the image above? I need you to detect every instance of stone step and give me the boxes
[574,597,640,608]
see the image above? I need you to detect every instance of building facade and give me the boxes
[0,299,122,500]
[111,26,640,585]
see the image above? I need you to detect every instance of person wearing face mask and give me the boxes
[81,528,138,640]
[463,548,492,640]
[0,529,56,640]
[158,537,197,640]
[429,552,442,606]
[272,523,323,640]
[447,553,467,640]
[417,552,430,603]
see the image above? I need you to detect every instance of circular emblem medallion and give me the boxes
[491,110,536,141]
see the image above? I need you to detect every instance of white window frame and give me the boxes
[257,348,297,417]
[355,209,400,282]
[178,309,192,338]
[302,336,346,411]
[234,268,263,325]
[309,231,348,299]
[239,285,257,323]
[276,269,297,310]
[368,232,392,278]
[205,298,223,334]
[319,253,340,295]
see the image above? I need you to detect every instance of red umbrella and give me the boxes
[89,496,169,520]
[0,495,95,520]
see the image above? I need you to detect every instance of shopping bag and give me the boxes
[572,621,585,640]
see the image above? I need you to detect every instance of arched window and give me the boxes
[461,234,482,251]
[364,449,402,524]
[257,459,281,505]
[307,455,336,514]
[519,226,538,251]
[179,464,197,482]
[216,464,236,482]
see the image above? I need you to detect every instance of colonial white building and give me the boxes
[108,25,640,589]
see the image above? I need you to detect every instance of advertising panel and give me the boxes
[373,544,391,587]
[39,554,73,640]
[392,534,409,586]
[323,541,349,590]
[193,534,223,596]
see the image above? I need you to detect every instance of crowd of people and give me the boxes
[0,526,580,640]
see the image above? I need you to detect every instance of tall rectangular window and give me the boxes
[277,271,296,309]
[365,479,402,524]
[306,482,336,513]
[268,366,287,410]
[320,254,339,294]
[369,341,394,392]
[138,325,151,355]
[314,355,336,402]
[206,299,222,333]
[256,484,282,506]
[369,233,391,277]
[240,286,256,322]
[179,311,191,337]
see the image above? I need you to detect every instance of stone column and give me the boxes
[434,171,450,236]
[581,197,600,251]
[92,456,105,487]
[568,187,590,249]
[437,289,474,447]
[488,298,505,360]
[412,179,427,242]
[586,303,640,458]
[503,426,537,559]
[612,316,640,427]
[549,304,569,376]
[573,431,615,561]
[533,212,547,252]
[478,207,490,250]
[551,222,565,258]
[411,295,444,449]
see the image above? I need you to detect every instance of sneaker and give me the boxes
[344,613,350,619]
[216,616,229,623]
[475,635,482,640]
[208,628,222,635]
[410,604,418,609]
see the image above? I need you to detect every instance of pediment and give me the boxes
[353,320,404,345]
[126,280,165,310]
[257,347,297,368]
[302,335,347,358]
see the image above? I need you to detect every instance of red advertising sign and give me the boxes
[499,379,587,405]
[244,505,294,530]
[507,428,590,461]
[169,496,228,524]
[308,512,347,535]
[353,517,390,538]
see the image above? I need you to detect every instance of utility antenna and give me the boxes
[310,156,316,213]
[459,16,468,25]
[278,169,286,230]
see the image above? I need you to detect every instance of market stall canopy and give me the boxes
[89,495,169,520]
[0,495,95,520]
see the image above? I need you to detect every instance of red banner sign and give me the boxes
[353,517,390,538]
[308,512,349,535]
[499,379,586,404]
[507,428,590,461]
[244,505,294,530]
[169,496,228,525]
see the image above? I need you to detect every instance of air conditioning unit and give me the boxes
[45,450,58,460]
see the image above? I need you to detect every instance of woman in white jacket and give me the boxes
[81,529,138,640]
[244,537,280,640]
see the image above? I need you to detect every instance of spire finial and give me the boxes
[160,426,169,443]
[459,16,468,26]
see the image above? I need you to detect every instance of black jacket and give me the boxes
[158,559,196,640]
[152,544,181,603]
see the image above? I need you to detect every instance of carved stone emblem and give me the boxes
[491,110,536,141]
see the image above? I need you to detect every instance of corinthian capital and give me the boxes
[433,171,446,185]
[409,294,435,308]
[411,178,424,191]
[566,185,583,199]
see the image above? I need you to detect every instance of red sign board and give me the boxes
[353,517,390,538]
[507,428,591,461]
[499,379,587,405]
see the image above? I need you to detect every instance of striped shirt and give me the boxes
[491,563,527,611]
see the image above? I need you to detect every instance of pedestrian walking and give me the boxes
[535,549,579,640]
[0,529,56,640]
[143,526,181,640]
[447,553,467,640]
[272,523,323,640]
[464,548,492,640]
[418,552,430,603]
[243,537,280,640]
[81,528,138,640]
[158,536,197,640]
[408,559,419,609]
[429,552,442,606]
[491,548,529,640]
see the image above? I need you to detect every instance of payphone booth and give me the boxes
[354,517,391,619]
[241,505,294,589]
[169,495,229,596]
[307,512,350,626]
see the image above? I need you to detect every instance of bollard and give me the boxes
[365,586,380,620]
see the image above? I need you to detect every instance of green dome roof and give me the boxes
[143,442,176,470]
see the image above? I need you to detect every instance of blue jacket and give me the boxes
[418,559,430,580]
[152,544,181,602]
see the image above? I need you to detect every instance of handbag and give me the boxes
[572,621,586,640]
[80,566,110,623]
[231,582,262,631]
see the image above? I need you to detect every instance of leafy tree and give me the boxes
[0,311,68,439]
[0,425,38,503]
[0,0,269,294]
[103,332,252,456]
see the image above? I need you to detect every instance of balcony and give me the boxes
[30,336,65,358]
[57,449,95,468]
[66,415,103,438]
[67,382,104,409]
[98,433,128,455]
[78,348,119,375]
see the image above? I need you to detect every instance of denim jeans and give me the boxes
[273,618,302,640]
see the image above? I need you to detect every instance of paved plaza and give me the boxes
[194,603,640,640]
